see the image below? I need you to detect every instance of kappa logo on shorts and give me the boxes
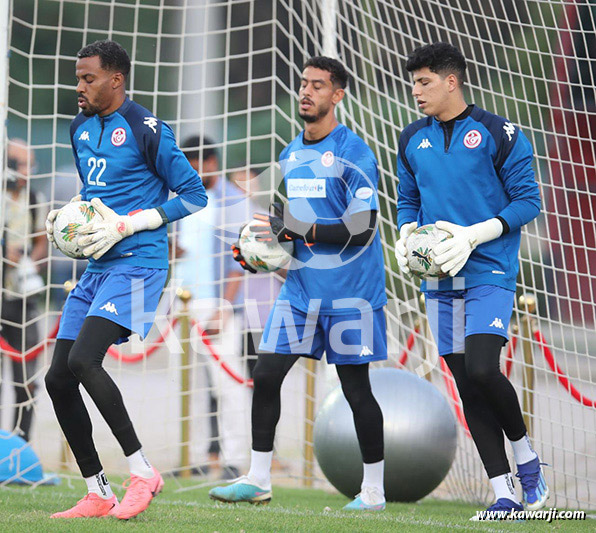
[100,302,119,315]
[359,346,373,357]
[489,317,504,329]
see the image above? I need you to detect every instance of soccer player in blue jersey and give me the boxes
[43,40,207,519]
[209,57,387,510]
[395,42,547,519]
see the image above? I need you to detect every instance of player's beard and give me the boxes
[299,102,330,123]
[78,95,101,117]
[81,102,100,117]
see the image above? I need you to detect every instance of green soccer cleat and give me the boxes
[208,476,272,505]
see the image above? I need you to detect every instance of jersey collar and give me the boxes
[300,123,343,146]
[434,104,475,127]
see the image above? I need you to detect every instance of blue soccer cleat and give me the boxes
[208,476,272,505]
[469,498,524,521]
[516,457,549,510]
[342,487,386,511]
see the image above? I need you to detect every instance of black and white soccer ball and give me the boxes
[53,201,102,259]
[239,221,294,272]
[406,224,452,280]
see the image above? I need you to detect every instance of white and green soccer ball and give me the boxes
[53,200,103,259]
[239,220,294,272]
[406,224,453,280]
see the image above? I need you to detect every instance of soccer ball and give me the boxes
[239,220,294,272]
[53,201,103,259]
[406,224,452,280]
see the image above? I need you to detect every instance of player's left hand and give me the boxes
[78,198,134,260]
[252,202,311,243]
[433,219,503,277]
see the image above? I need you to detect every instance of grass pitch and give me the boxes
[0,478,592,532]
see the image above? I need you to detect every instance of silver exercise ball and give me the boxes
[313,367,457,502]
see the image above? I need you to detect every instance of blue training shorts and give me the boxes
[259,300,387,365]
[57,265,168,345]
[425,284,515,356]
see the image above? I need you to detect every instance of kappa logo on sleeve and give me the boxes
[143,117,158,134]
[503,122,516,141]
[99,302,119,315]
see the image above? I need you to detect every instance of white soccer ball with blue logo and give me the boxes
[53,201,103,259]
[406,224,453,280]
[239,220,294,272]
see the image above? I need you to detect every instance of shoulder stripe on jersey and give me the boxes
[118,98,162,177]
[398,116,431,176]
[470,106,519,171]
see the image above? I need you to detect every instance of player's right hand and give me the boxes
[231,223,257,273]
[45,195,82,247]
[395,221,418,278]
[45,209,59,247]
[231,243,257,273]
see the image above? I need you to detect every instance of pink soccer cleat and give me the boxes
[50,493,118,518]
[110,466,164,520]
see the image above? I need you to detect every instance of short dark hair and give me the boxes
[405,42,467,84]
[77,40,131,79]
[181,135,218,162]
[303,56,349,89]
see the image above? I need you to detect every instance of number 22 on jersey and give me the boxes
[87,157,107,187]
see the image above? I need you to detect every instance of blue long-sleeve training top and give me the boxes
[397,104,541,291]
[70,97,207,271]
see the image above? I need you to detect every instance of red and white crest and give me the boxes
[463,129,482,149]
[111,127,127,146]
[321,151,335,167]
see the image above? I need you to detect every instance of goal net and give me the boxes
[1,0,594,510]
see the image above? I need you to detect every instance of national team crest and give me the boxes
[463,129,482,149]
[321,150,334,167]
[111,127,127,146]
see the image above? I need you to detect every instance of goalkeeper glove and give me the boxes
[78,198,164,260]
[252,202,313,243]
[394,221,418,279]
[231,224,257,274]
[46,194,82,248]
[433,219,503,277]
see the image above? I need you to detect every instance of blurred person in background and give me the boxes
[47,164,87,307]
[176,136,251,479]
[230,167,283,378]
[0,138,47,442]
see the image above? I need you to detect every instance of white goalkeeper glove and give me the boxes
[78,198,164,260]
[46,194,82,248]
[433,219,503,277]
[394,221,418,278]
